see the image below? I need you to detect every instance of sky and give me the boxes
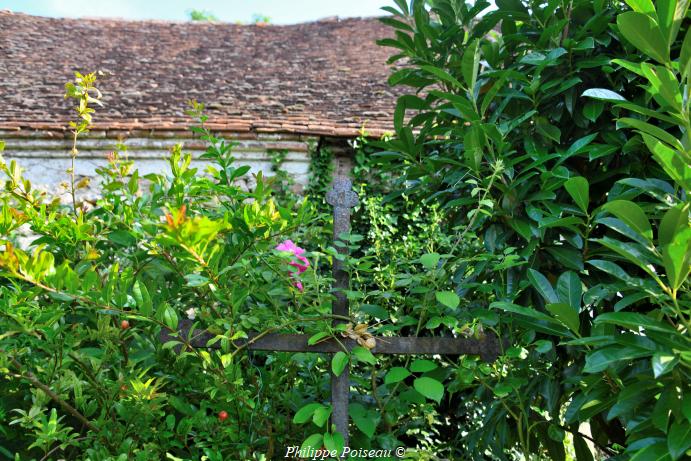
[1,0,398,24]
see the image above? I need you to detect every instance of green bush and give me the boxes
[377,0,690,459]
[0,75,347,459]
[2,1,690,458]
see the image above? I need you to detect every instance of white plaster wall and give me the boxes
[0,132,316,202]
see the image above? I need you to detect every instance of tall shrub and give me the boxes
[378,0,690,459]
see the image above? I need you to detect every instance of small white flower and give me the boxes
[185,308,197,320]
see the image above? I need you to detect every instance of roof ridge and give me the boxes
[0,11,384,27]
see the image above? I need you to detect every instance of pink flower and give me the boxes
[276,240,309,290]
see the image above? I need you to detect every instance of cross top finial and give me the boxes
[326,176,358,209]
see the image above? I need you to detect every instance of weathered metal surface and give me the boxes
[160,320,504,363]
[325,175,358,321]
[325,176,359,446]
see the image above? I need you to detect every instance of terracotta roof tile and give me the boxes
[0,11,401,137]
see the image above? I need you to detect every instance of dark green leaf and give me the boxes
[584,345,652,373]
[546,303,580,333]
[668,420,691,460]
[582,100,604,122]
[595,312,679,334]
[564,177,589,213]
[556,272,582,310]
[527,269,558,303]
[461,39,480,92]
[573,434,594,461]
[421,65,463,88]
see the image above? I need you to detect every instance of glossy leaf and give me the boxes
[461,38,480,92]
[584,345,652,373]
[659,204,690,247]
[420,65,463,89]
[594,312,679,334]
[582,100,604,122]
[625,0,655,13]
[668,420,691,460]
[617,12,669,64]
[601,200,653,240]
[582,88,627,101]
[642,134,691,190]
[657,0,690,46]
[556,272,582,310]
[564,177,589,213]
[546,303,580,334]
[527,269,558,303]
[652,353,678,378]
[617,117,683,150]
[662,227,691,290]
[630,443,672,461]
[681,27,691,78]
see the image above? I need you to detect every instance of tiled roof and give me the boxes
[0,11,402,137]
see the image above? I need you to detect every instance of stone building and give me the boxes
[0,11,399,197]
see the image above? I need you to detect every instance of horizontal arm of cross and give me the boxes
[161,320,504,362]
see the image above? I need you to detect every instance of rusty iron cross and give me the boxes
[161,176,502,446]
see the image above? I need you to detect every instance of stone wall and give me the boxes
[0,128,331,201]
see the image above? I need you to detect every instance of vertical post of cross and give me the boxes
[325,176,358,447]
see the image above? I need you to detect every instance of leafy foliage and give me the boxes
[188,10,218,22]
[2,1,690,459]
[376,0,691,459]
[0,80,348,459]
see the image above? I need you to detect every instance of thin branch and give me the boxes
[40,437,86,461]
[8,356,96,432]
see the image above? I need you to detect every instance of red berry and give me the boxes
[120,320,130,330]
[218,410,229,422]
